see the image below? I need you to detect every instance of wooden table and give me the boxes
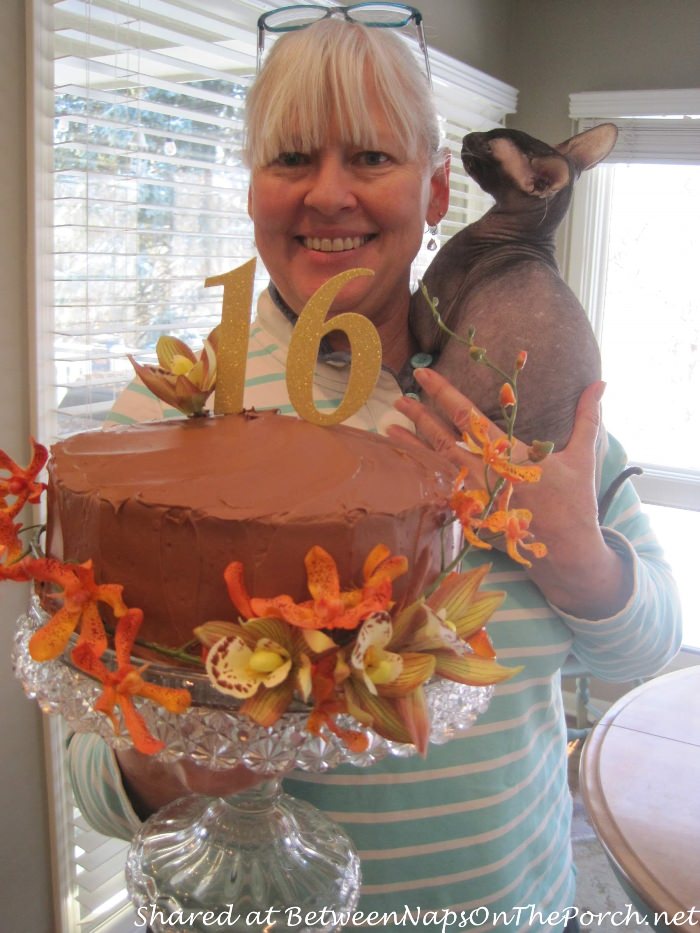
[580,667,700,932]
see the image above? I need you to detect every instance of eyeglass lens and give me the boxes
[257,3,431,86]
[263,4,419,31]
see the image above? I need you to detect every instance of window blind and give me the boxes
[33,2,517,929]
[571,89,700,164]
[39,0,516,441]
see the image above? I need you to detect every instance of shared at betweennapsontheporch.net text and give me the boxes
[134,903,700,930]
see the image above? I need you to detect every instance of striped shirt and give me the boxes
[69,292,683,931]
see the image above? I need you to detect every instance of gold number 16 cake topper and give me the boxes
[206,259,382,426]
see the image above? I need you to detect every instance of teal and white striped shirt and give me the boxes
[69,292,682,931]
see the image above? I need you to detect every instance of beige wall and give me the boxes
[505,0,700,144]
[427,0,513,81]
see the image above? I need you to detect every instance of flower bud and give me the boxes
[528,439,555,463]
[499,383,517,408]
[515,350,528,371]
[469,346,486,362]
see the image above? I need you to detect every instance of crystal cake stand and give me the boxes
[13,598,493,932]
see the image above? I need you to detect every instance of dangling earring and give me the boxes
[427,222,439,251]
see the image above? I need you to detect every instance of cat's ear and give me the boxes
[556,123,618,172]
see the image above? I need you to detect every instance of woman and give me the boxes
[73,15,681,931]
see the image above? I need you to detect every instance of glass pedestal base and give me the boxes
[125,780,361,933]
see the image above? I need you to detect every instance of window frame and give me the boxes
[566,88,700,511]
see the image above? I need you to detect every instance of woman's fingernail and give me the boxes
[414,367,434,385]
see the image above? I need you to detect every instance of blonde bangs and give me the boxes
[245,20,439,170]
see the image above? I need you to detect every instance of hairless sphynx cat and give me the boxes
[410,123,619,458]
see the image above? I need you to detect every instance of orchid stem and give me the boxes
[134,638,204,667]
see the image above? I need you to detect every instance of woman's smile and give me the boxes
[297,233,376,253]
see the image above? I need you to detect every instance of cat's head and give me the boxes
[461,123,618,212]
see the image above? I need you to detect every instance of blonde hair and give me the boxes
[245,18,442,171]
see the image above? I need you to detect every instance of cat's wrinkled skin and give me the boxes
[410,123,618,450]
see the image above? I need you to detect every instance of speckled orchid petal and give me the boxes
[362,544,391,580]
[481,509,548,568]
[135,680,191,715]
[305,546,341,602]
[76,601,109,657]
[116,696,165,755]
[351,614,403,695]
[461,411,542,485]
[0,511,23,565]
[249,595,315,627]
[0,437,48,516]
[205,635,259,698]
[29,606,80,661]
[72,615,191,754]
[351,613,392,666]
[16,558,125,661]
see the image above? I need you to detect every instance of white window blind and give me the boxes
[30,2,516,929]
[34,0,516,444]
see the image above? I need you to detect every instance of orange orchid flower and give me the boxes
[20,558,129,662]
[449,468,492,551]
[478,485,548,568]
[224,544,408,631]
[461,410,542,485]
[0,511,24,566]
[0,438,48,517]
[306,653,370,753]
[71,608,191,755]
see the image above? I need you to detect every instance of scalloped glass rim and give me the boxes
[12,596,493,774]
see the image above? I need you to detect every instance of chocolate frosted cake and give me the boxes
[46,411,455,647]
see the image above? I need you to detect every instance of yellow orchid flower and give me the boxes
[205,633,293,699]
[128,327,219,416]
[349,613,403,695]
[200,616,320,727]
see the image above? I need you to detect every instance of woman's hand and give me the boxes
[116,748,266,821]
[390,368,633,620]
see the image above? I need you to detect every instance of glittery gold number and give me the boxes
[206,258,256,415]
[286,268,382,426]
